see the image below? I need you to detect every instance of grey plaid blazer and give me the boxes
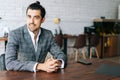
[5,24,67,72]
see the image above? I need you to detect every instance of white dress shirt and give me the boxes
[27,27,64,72]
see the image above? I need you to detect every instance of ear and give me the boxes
[41,18,45,23]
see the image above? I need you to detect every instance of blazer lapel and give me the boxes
[23,25,35,55]
[36,32,43,61]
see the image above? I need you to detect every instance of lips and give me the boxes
[29,23,36,26]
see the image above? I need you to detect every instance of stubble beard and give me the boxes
[29,23,39,34]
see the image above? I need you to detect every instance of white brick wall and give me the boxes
[0,0,120,55]
[0,0,120,36]
[119,5,120,19]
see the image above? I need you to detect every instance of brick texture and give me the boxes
[0,0,120,55]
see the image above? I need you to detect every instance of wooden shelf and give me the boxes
[93,18,120,22]
[0,37,8,41]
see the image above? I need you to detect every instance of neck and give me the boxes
[33,29,39,36]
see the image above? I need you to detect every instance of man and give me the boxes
[5,1,67,73]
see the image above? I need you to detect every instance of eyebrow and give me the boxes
[27,14,41,18]
[34,15,40,18]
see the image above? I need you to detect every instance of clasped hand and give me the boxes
[37,57,62,73]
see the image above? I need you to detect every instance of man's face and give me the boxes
[26,9,44,33]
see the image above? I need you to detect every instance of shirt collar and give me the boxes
[27,27,41,38]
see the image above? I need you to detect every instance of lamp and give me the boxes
[53,18,62,35]
[53,18,61,24]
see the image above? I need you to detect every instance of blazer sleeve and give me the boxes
[5,31,36,72]
[48,32,67,67]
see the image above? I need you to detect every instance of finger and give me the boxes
[47,58,53,61]
[47,67,58,73]
[56,60,62,66]
[49,65,59,69]
[47,57,56,62]
[50,61,60,67]
[50,60,58,65]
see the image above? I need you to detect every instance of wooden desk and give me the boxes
[0,59,120,80]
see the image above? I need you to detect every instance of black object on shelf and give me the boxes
[84,26,96,34]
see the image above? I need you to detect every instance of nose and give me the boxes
[30,17,34,23]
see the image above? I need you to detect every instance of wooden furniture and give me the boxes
[54,35,63,48]
[89,35,100,59]
[96,35,118,58]
[100,35,118,58]
[0,37,8,51]
[0,37,8,41]
[93,19,120,35]
[63,34,92,57]
[0,59,120,80]
[93,19,119,58]
[63,34,77,55]
[73,35,87,61]
[68,34,87,61]
[93,18,120,22]
[0,37,8,50]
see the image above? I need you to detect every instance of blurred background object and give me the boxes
[53,18,63,35]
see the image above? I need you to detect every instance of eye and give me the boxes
[34,16,40,19]
[27,15,31,19]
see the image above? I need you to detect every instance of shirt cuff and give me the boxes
[58,59,65,68]
[33,63,38,72]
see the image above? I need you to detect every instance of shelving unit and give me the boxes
[94,19,120,58]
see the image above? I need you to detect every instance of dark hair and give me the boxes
[26,1,46,18]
